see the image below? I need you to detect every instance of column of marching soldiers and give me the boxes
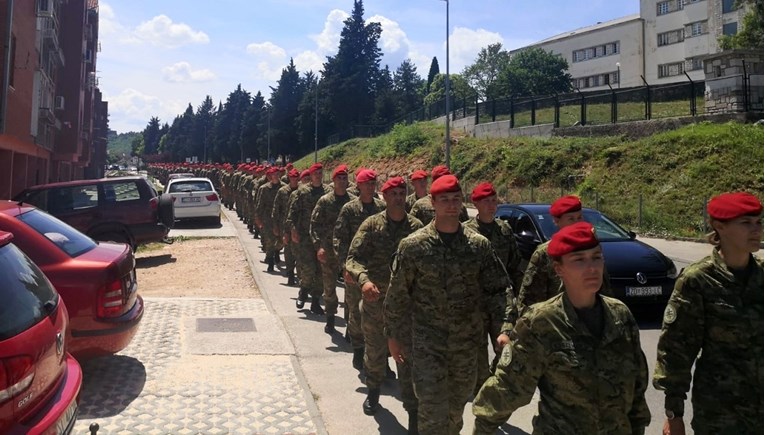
[148,161,763,435]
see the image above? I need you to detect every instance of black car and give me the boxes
[496,203,678,305]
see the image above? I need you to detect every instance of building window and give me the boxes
[659,61,685,78]
[686,57,704,71]
[572,41,620,63]
[722,22,738,35]
[722,0,737,13]
[685,20,708,38]
[658,29,684,46]
[658,1,671,15]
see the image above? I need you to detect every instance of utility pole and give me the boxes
[443,0,451,170]
[267,107,271,163]
[314,80,319,163]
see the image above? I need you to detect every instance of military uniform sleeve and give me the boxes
[652,271,704,417]
[384,240,416,343]
[626,309,651,434]
[309,199,325,250]
[253,185,266,221]
[345,220,372,286]
[472,315,546,434]
[285,190,300,231]
[333,209,351,266]
[517,245,550,313]
[478,239,512,334]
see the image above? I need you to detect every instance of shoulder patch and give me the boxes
[663,304,677,325]
[499,343,513,366]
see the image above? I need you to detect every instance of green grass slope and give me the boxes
[295,121,763,238]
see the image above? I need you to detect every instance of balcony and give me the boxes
[41,27,60,51]
[38,107,56,125]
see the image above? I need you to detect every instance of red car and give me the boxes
[0,201,143,359]
[0,230,82,434]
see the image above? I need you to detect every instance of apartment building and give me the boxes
[510,0,746,91]
[0,0,107,199]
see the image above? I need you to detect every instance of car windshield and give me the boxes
[0,243,59,340]
[169,180,213,193]
[17,209,97,257]
[533,209,632,241]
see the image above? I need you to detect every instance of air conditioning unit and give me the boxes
[84,49,93,63]
[54,96,65,111]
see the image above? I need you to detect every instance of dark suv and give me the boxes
[14,176,174,250]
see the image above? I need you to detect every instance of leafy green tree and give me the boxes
[719,0,763,50]
[212,85,251,162]
[423,73,475,106]
[393,59,424,117]
[426,56,440,94]
[373,65,397,124]
[193,96,216,162]
[462,43,511,101]
[496,47,572,97]
[241,91,265,163]
[268,59,304,161]
[140,117,163,156]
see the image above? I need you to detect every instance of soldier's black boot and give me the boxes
[296,288,308,309]
[324,315,335,334]
[407,411,418,435]
[274,253,281,264]
[266,254,275,273]
[310,299,325,315]
[362,389,380,415]
[385,361,396,380]
[286,270,296,286]
[352,347,364,371]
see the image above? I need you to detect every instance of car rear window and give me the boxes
[0,243,59,340]
[169,180,213,193]
[103,181,142,202]
[17,209,97,257]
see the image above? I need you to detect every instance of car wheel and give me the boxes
[210,215,221,227]
[157,193,175,229]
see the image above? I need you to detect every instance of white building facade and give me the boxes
[511,0,745,91]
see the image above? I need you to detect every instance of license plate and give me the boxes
[626,286,662,297]
[181,197,201,203]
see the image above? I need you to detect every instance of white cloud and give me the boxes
[246,41,288,59]
[448,27,504,72]
[246,42,289,80]
[133,15,210,48]
[311,9,349,54]
[369,15,408,56]
[294,50,324,74]
[161,62,216,83]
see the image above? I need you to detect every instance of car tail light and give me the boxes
[149,197,158,209]
[0,356,34,404]
[97,278,125,318]
[206,193,219,202]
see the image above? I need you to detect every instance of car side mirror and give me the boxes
[518,232,541,244]
[628,231,637,239]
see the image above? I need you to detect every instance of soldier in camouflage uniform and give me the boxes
[654,192,763,435]
[463,182,523,394]
[286,163,332,314]
[473,221,651,435]
[385,175,511,435]
[232,167,245,220]
[334,168,386,370]
[517,195,612,312]
[255,167,285,272]
[272,169,301,285]
[405,169,428,213]
[310,165,354,332]
[345,177,423,423]
[410,166,469,225]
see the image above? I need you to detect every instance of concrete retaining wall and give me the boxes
[473,121,555,139]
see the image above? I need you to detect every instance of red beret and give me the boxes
[288,169,300,178]
[308,163,323,174]
[356,169,377,184]
[550,195,582,218]
[708,192,763,221]
[332,164,349,179]
[471,182,496,202]
[431,165,450,180]
[286,163,294,169]
[548,221,599,257]
[355,167,366,177]
[382,176,406,192]
[266,167,279,175]
[430,174,461,196]
[300,170,310,179]
[410,170,428,181]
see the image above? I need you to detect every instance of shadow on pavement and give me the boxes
[135,254,176,269]
[78,355,147,418]
[372,406,407,434]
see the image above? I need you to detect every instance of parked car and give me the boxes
[13,176,174,251]
[496,204,678,305]
[167,173,195,181]
[165,177,221,225]
[0,201,144,359]
[0,230,82,434]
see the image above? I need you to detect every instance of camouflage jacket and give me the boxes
[310,191,354,253]
[286,183,331,237]
[463,217,524,289]
[384,223,511,351]
[410,194,469,225]
[345,211,423,291]
[333,197,386,267]
[405,192,425,214]
[518,241,613,312]
[254,181,284,223]
[473,293,651,435]
[253,176,268,202]
[653,248,763,428]
[271,184,298,236]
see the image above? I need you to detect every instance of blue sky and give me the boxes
[98,0,638,133]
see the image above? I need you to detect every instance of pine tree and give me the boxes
[426,56,440,94]
[268,59,303,160]
[393,59,424,117]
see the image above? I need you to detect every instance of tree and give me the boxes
[719,0,763,50]
[423,73,475,106]
[497,47,572,97]
[373,65,397,124]
[194,96,216,162]
[212,84,251,162]
[462,43,511,101]
[268,59,304,160]
[140,117,163,156]
[240,91,265,162]
[426,56,440,94]
[393,59,424,117]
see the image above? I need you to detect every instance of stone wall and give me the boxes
[474,121,555,139]
[704,50,764,114]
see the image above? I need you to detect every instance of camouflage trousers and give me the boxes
[283,239,296,277]
[344,280,364,349]
[259,222,280,254]
[692,402,764,435]
[475,313,502,392]
[320,255,340,315]
[295,238,322,300]
[412,344,477,435]
[362,296,417,413]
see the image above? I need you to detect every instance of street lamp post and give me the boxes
[314,79,319,163]
[616,62,621,88]
[443,0,451,170]
[267,107,271,163]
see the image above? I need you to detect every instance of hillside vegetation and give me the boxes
[294,120,764,238]
[106,131,140,161]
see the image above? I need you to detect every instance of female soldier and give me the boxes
[654,192,763,435]
[473,221,650,434]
